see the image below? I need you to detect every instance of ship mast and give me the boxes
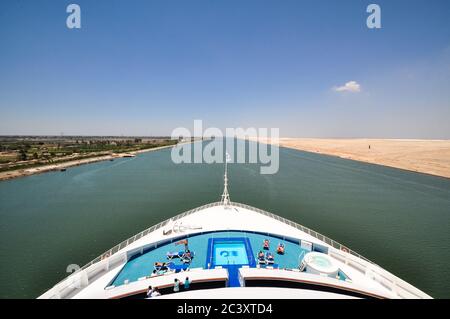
[221,152,231,206]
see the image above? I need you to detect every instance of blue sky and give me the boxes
[0,0,449,137]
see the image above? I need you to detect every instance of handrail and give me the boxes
[79,202,221,272]
[229,201,375,265]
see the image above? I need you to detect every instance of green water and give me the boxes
[1,144,449,298]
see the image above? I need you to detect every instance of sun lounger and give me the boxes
[265,253,275,265]
[154,262,171,272]
[166,251,184,260]
[168,263,190,272]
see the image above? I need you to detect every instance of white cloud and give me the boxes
[333,81,361,93]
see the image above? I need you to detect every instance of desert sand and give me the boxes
[256,138,450,179]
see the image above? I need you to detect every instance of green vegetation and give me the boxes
[0,136,178,173]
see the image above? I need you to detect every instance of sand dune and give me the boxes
[257,138,450,179]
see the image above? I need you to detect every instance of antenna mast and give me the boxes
[221,152,231,206]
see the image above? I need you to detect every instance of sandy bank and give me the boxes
[254,138,450,179]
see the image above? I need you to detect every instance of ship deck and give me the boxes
[109,230,349,288]
[39,202,431,299]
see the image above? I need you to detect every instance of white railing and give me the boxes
[81,202,223,271]
[40,201,431,299]
[229,202,375,264]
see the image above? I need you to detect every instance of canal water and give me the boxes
[0,143,449,298]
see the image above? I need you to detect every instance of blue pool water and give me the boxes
[111,231,310,287]
[213,242,249,266]
[206,237,256,287]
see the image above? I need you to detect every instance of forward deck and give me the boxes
[39,202,431,299]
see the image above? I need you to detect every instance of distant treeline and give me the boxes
[0,137,179,170]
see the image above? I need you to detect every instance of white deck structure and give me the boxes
[38,201,431,299]
[39,158,431,299]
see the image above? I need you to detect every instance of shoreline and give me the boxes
[252,137,450,179]
[281,144,450,180]
[0,144,178,182]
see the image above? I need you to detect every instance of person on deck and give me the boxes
[183,250,192,261]
[277,243,285,255]
[263,239,270,250]
[174,278,180,292]
[146,286,153,298]
[175,239,189,251]
[151,287,161,297]
[258,250,265,264]
[184,277,190,290]
[154,262,170,273]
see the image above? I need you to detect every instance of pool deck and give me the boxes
[110,231,315,288]
[40,202,431,299]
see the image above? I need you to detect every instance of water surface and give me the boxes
[0,144,449,298]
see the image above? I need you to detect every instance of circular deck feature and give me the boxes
[303,252,339,277]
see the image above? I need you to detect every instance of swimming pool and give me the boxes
[207,238,254,267]
[213,242,249,265]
